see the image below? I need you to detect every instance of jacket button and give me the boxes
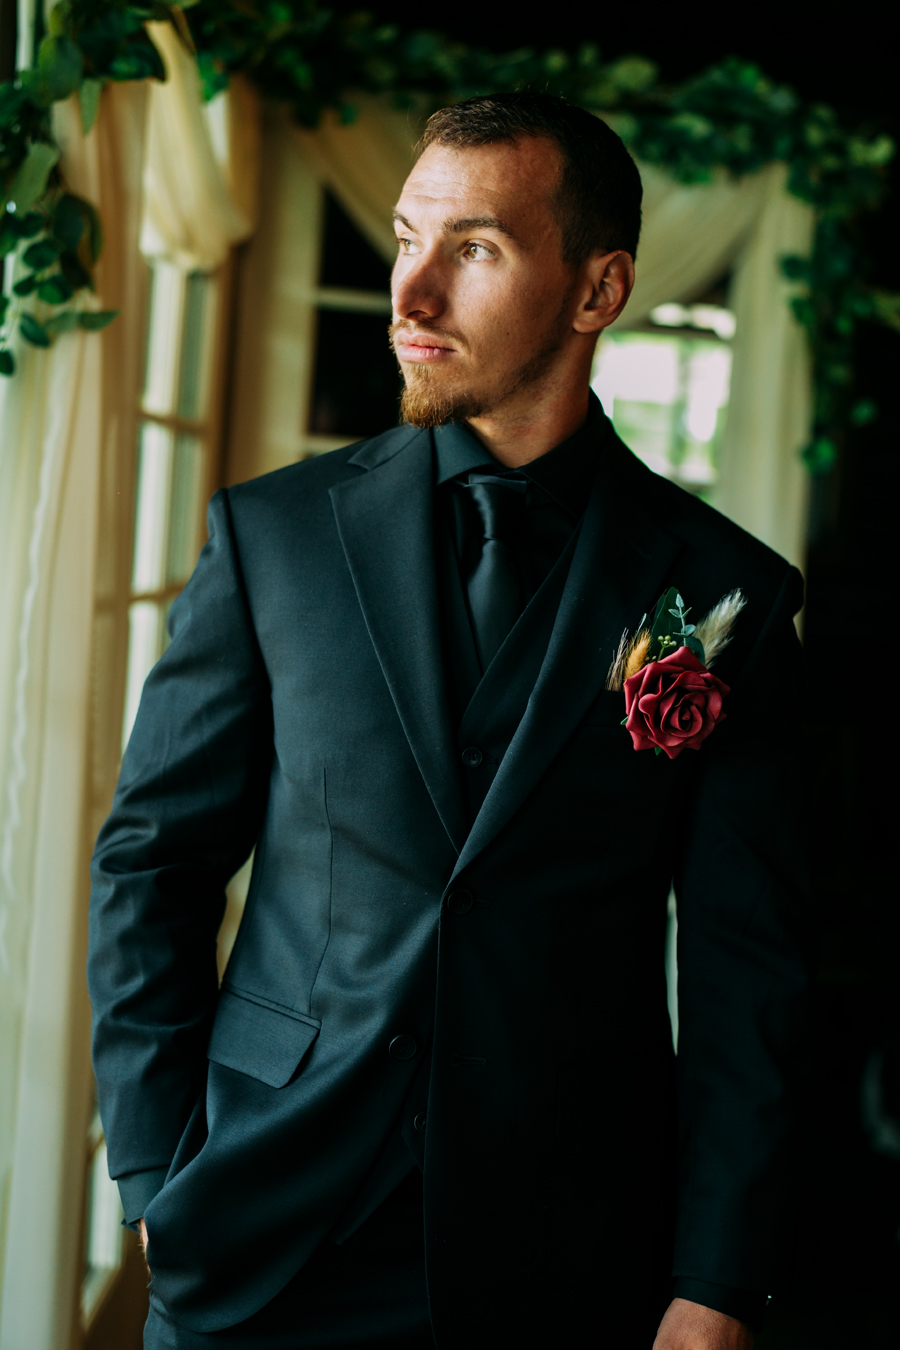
[461,746,483,767]
[446,888,473,914]
[388,1034,418,1061]
[413,1112,427,1133]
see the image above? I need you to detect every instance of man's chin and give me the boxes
[399,376,489,429]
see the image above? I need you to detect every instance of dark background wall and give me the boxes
[353,1,900,1341]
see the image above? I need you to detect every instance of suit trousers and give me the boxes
[144,1172,434,1350]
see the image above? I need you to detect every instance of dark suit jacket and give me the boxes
[88,415,810,1343]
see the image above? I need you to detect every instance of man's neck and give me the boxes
[464,381,592,468]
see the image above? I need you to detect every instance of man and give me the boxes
[89,93,810,1349]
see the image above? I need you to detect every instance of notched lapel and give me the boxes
[330,432,468,854]
[450,442,683,881]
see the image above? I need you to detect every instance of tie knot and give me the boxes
[465,473,527,544]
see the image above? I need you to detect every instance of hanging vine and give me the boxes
[1,0,897,473]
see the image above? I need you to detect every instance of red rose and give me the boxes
[623,646,730,760]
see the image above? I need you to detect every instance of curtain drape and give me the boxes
[0,21,259,1347]
[294,103,814,568]
[141,22,259,269]
[0,83,148,1349]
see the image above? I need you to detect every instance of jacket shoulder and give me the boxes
[620,437,799,586]
[224,425,420,511]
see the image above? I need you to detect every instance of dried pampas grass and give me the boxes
[694,589,746,667]
[606,629,651,691]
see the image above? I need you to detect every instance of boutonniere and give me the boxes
[606,587,746,759]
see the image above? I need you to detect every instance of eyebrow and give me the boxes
[392,211,517,241]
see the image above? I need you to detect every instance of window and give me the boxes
[81,1108,124,1325]
[121,261,229,749]
[303,191,400,456]
[82,257,231,1328]
[592,294,735,500]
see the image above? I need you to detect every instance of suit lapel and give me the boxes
[450,437,683,882]
[330,430,468,854]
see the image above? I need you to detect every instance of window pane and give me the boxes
[81,1133,124,1323]
[177,272,219,422]
[121,601,165,751]
[319,191,392,292]
[310,309,402,439]
[166,434,205,585]
[132,422,174,593]
[142,262,187,417]
[592,329,732,497]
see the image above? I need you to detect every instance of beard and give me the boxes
[390,295,574,429]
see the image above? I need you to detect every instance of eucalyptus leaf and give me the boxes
[44,310,80,336]
[9,212,44,239]
[7,143,61,215]
[37,35,83,103]
[52,195,87,254]
[0,293,7,324]
[0,349,15,376]
[38,275,74,304]
[79,78,103,136]
[20,313,51,347]
[13,275,39,296]
[79,309,118,331]
[685,635,706,663]
[23,238,61,270]
[60,254,92,290]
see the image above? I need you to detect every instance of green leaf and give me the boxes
[801,436,837,474]
[850,398,878,426]
[648,586,681,659]
[0,348,15,376]
[685,635,705,662]
[60,253,92,290]
[44,310,80,336]
[79,78,103,135]
[52,195,86,253]
[9,212,44,239]
[79,309,118,331]
[20,313,52,347]
[0,293,7,324]
[13,275,39,296]
[7,142,61,214]
[23,238,61,269]
[37,274,74,304]
[36,35,84,102]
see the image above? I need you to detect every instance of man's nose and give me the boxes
[392,253,446,323]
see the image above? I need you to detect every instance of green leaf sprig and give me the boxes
[647,587,706,664]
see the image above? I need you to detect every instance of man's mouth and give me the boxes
[392,329,459,364]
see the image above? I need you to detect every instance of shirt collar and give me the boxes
[432,390,607,519]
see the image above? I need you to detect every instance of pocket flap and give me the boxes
[207,988,320,1089]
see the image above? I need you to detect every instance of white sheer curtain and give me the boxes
[295,102,814,567]
[0,21,258,1346]
[0,83,148,1348]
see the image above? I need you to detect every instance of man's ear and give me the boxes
[572,250,635,335]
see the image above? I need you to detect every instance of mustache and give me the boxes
[388,320,470,353]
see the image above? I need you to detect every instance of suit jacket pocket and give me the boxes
[207,987,321,1089]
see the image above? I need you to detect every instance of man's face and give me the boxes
[390,137,580,426]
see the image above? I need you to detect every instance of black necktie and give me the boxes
[463,472,528,670]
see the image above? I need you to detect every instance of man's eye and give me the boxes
[397,237,414,253]
[465,243,494,260]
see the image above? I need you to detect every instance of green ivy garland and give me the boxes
[2,1,898,474]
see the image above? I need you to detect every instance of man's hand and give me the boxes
[653,1299,755,1350]
[138,1219,150,1277]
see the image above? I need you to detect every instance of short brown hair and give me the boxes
[420,91,643,266]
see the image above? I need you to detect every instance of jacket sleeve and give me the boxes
[88,489,273,1211]
[671,564,812,1295]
